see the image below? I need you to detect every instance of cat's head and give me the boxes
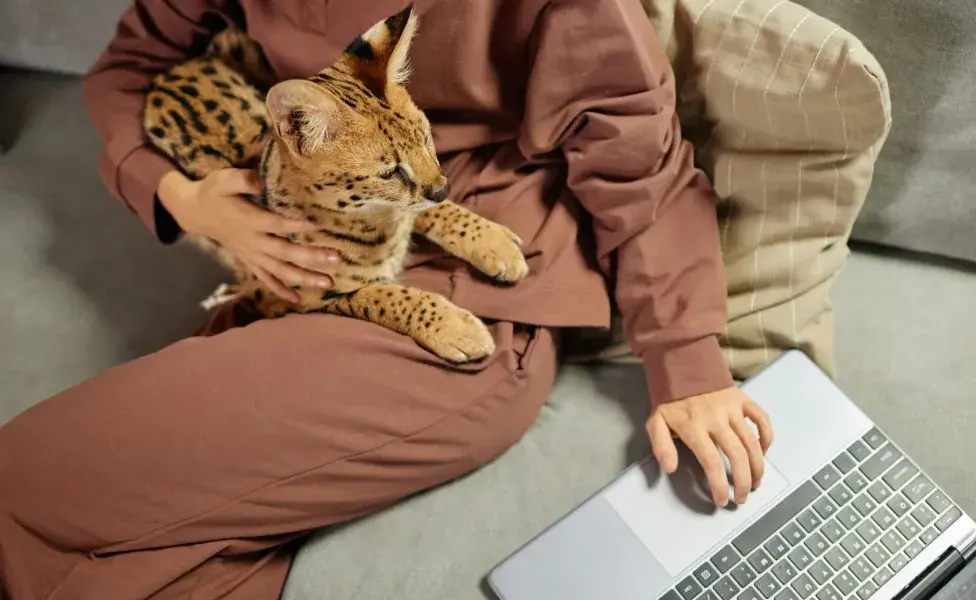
[260,6,448,216]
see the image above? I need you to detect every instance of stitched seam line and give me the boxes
[95,364,519,555]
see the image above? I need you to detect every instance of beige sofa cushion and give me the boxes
[566,0,892,382]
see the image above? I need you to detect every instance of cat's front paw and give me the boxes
[415,306,495,363]
[466,223,529,283]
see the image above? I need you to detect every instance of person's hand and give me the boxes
[646,387,773,508]
[158,168,341,302]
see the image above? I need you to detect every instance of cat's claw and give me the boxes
[200,283,241,310]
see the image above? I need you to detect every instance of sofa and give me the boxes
[2,1,975,599]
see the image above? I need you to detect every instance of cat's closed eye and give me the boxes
[381,165,411,185]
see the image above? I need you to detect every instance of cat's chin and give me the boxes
[408,201,438,213]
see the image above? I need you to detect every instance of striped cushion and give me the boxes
[566,0,892,381]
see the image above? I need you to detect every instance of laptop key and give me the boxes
[848,440,872,462]
[903,476,934,505]
[926,491,952,514]
[695,563,721,587]
[764,536,790,561]
[919,528,939,546]
[714,577,740,600]
[820,520,845,544]
[833,571,857,596]
[867,482,892,504]
[737,587,762,600]
[702,591,721,600]
[828,483,853,506]
[860,444,901,481]
[797,510,822,532]
[888,553,909,573]
[772,561,797,584]
[809,560,834,585]
[896,517,921,540]
[816,583,842,600]
[849,557,874,581]
[678,576,703,600]
[748,549,774,574]
[805,533,829,557]
[862,428,886,449]
[814,465,842,490]
[812,497,837,520]
[825,547,851,571]
[774,589,799,600]
[837,507,861,530]
[714,546,741,573]
[756,574,781,599]
[881,531,906,553]
[865,544,891,567]
[856,520,881,544]
[832,452,857,474]
[845,472,869,494]
[788,546,813,570]
[887,494,912,517]
[852,494,877,517]
[935,507,961,532]
[872,506,897,530]
[733,482,820,555]
[732,564,758,588]
[790,574,817,599]
[781,523,806,547]
[911,504,937,527]
[856,581,879,600]
[873,566,894,586]
[841,533,866,558]
[904,541,924,559]
[882,459,918,492]
[661,590,683,600]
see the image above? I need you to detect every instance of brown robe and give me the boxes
[82,0,734,404]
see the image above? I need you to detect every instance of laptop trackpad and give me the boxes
[604,445,790,577]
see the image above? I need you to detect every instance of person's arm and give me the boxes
[519,0,731,405]
[519,0,772,507]
[81,0,240,243]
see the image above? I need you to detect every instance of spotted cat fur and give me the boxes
[143,7,528,363]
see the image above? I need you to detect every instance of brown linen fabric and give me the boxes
[566,0,892,381]
[79,0,740,406]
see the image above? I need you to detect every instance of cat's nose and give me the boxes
[424,180,450,203]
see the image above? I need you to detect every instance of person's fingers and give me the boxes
[214,168,263,196]
[676,424,730,507]
[248,261,299,303]
[730,415,765,491]
[262,236,343,271]
[227,198,316,234]
[262,256,334,290]
[743,399,774,453]
[647,412,679,473]
[712,427,752,505]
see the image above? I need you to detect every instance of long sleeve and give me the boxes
[518,0,734,405]
[81,0,240,242]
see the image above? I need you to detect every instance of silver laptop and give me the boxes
[488,349,976,600]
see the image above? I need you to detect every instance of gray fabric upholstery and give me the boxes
[0,0,132,75]
[3,70,976,600]
[795,0,976,262]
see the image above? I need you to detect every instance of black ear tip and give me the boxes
[385,5,414,37]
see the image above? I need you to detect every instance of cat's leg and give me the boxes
[309,284,495,363]
[413,202,529,283]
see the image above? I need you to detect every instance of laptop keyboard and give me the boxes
[659,428,963,600]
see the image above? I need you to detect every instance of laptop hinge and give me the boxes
[960,527,976,561]
[893,548,965,600]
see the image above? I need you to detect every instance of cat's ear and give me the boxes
[337,5,418,97]
[265,80,341,158]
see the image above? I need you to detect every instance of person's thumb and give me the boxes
[214,168,263,197]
